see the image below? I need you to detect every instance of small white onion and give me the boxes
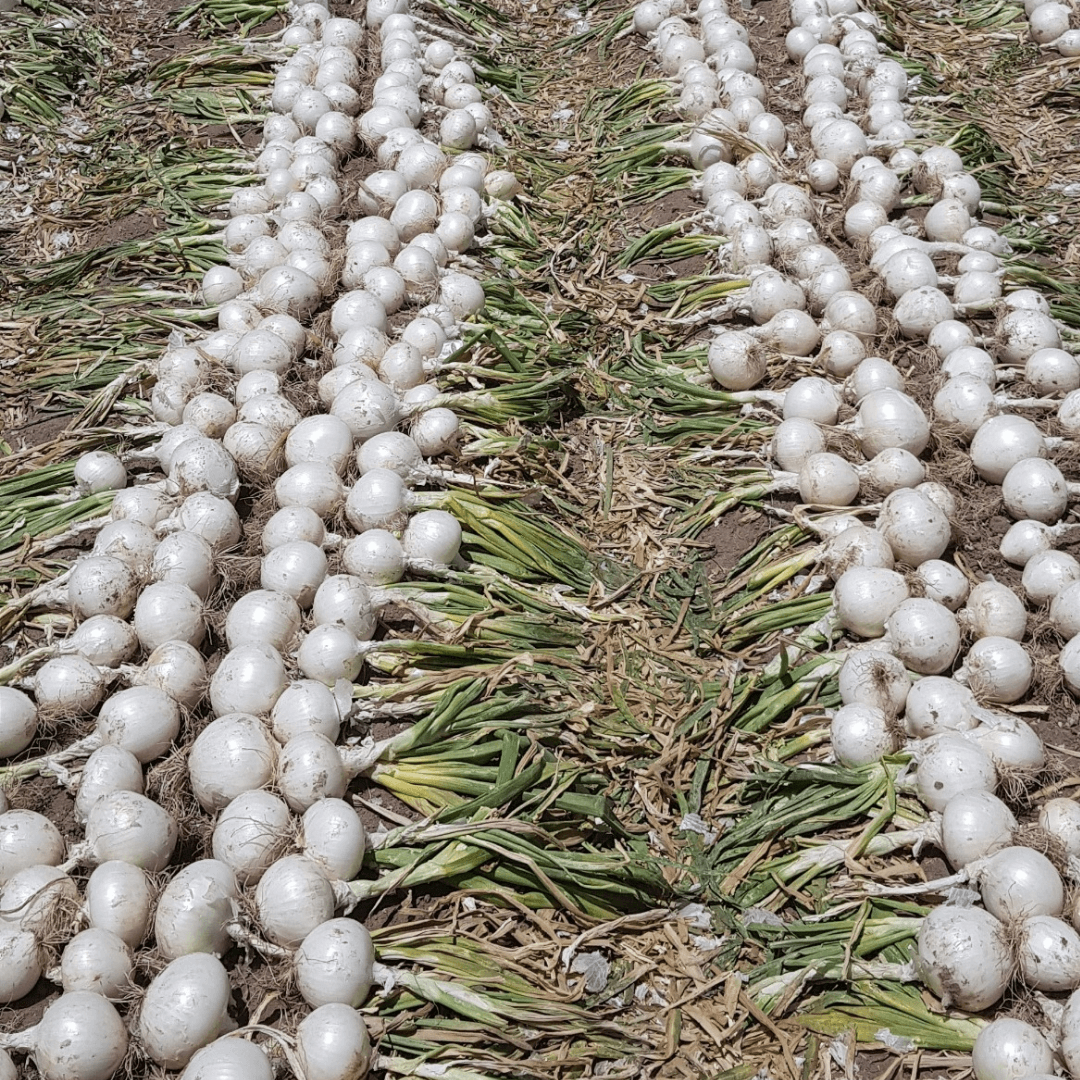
[915,733,996,812]
[940,790,1015,869]
[211,790,291,885]
[1002,458,1068,524]
[960,581,1027,641]
[138,953,236,1068]
[1016,915,1080,991]
[885,598,960,675]
[209,644,287,718]
[85,861,151,948]
[254,854,335,946]
[957,636,1032,703]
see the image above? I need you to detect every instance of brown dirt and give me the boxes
[700,507,771,578]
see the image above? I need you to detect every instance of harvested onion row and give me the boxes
[629,0,1080,1063]
[0,0,530,1075]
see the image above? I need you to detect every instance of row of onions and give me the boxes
[0,0,526,1075]
[634,0,1079,1073]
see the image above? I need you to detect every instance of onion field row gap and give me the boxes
[1,0,1079,1075]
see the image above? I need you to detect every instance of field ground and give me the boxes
[1,0,1079,1075]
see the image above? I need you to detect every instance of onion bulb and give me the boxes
[940,789,1016,869]
[915,904,1010,1011]
[971,1018,1053,1080]
[915,733,996,812]
[138,953,236,1068]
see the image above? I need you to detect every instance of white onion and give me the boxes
[0,688,38,758]
[68,556,139,620]
[893,286,954,339]
[209,644,287,718]
[915,904,1010,1011]
[134,581,205,652]
[960,581,1027,641]
[940,790,1016,869]
[886,598,960,674]
[855,389,930,457]
[295,1002,372,1080]
[916,733,996,811]
[32,654,105,716]
[211,790,291,885]
[261,540,328,609]
[294,918,374,1010]
[770,417,825,472]
[834,567,908,637]
[978,846,1063,921]
[877,489,950,566]
[254,854,335,946]
[971,1018,1053,1080]
[340,529,406,585]
[298,624,364,684]
[275,462,345,517]
[154,859,238,960]
[837,648,909,715]
[300,800,366,882]
[271,681,343,744]
[402,509,462,567]
[179,1037,274,1080]
[1023,548,1080,603]
[85,861,152,948]
[912,559,968,611]
[188,714,277,812]
[225,589,301,652]
[1017,915,1080,991]
[1039,797,1080,857]
[998,308,1061,364]
[138,953,236,1068]
[277,732,347,810]
[82,791,177,871]
[0,864,77,936]
[798,452,860,506]
[20,991,129,1080]
[74,745,144,825]
[829,703,896,766]
[903,676,977,738]
[967,715,1045,770]
[1002,458,1067,524]
[0,810,64,884]
[58,927,133,999]
[98,685,181,763]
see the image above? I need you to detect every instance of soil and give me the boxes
[700,506,770,578]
